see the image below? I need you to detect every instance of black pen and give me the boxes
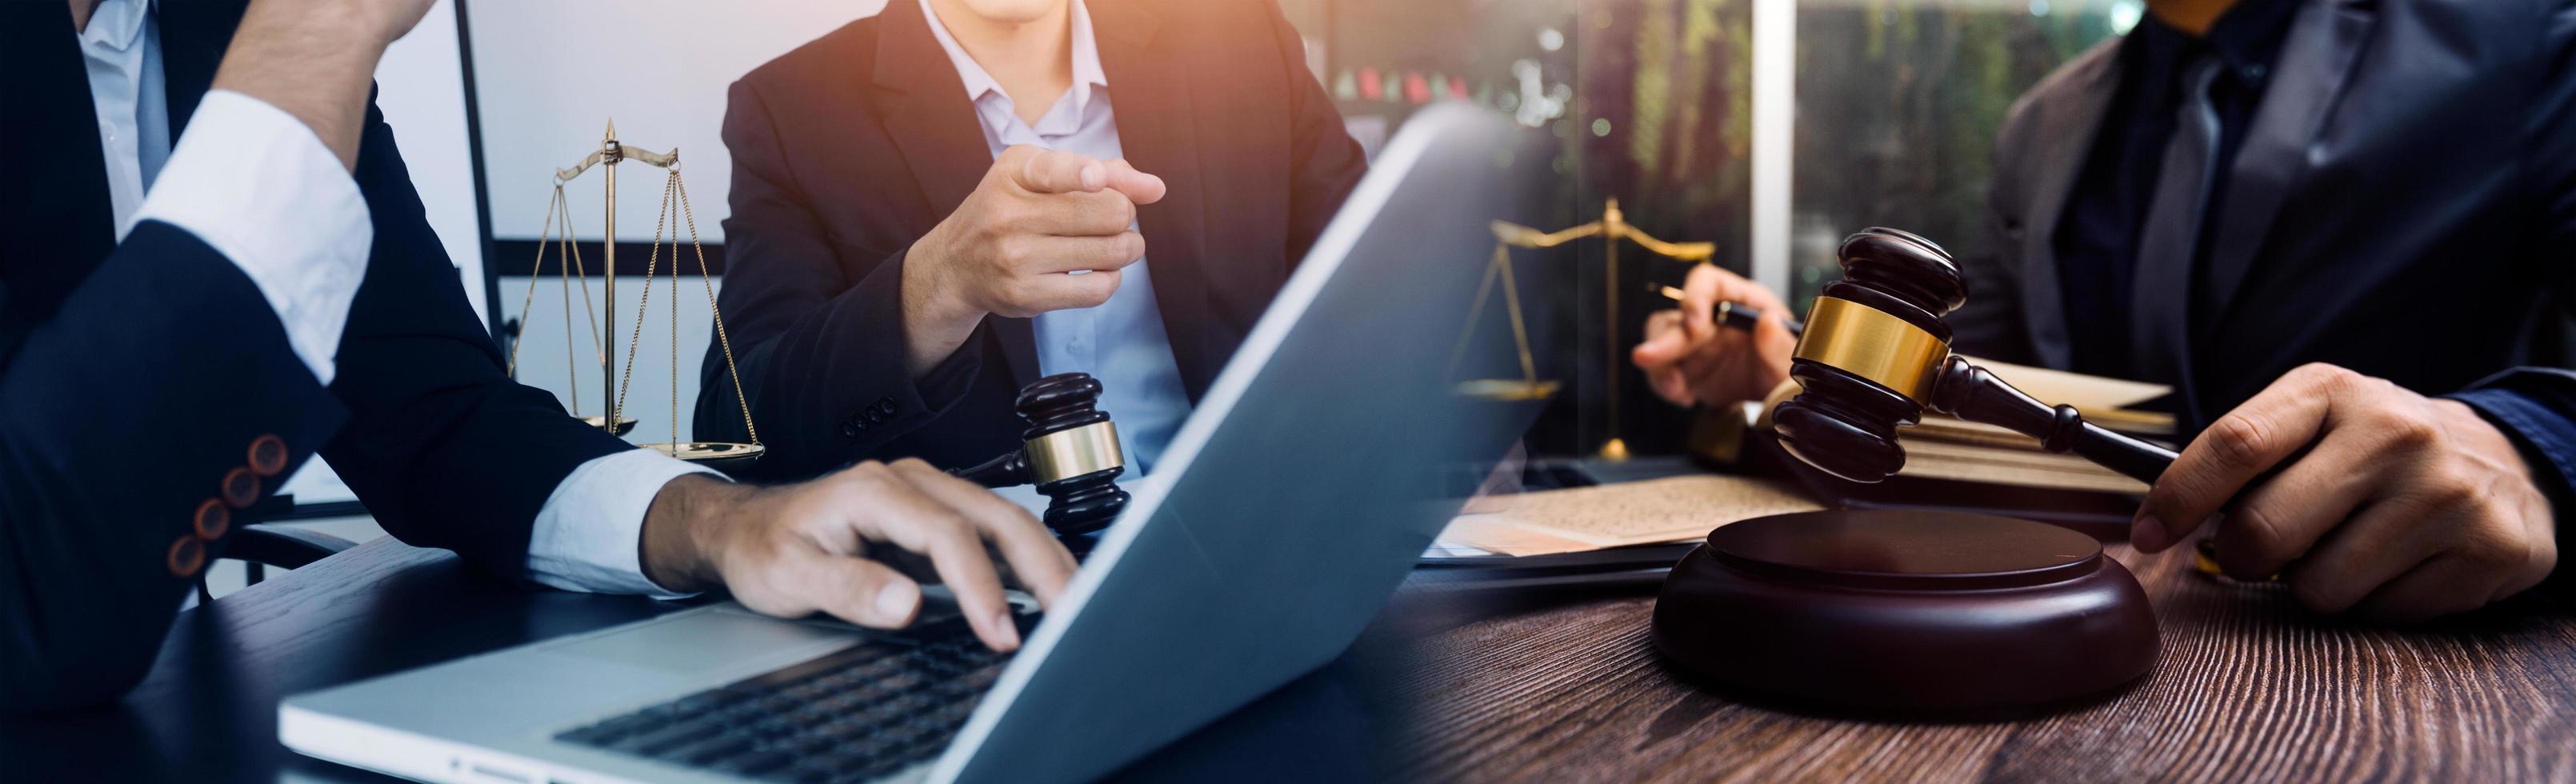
[1657,285,1805,337]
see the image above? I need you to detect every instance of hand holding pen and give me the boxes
[1630,262,1800,409]
[1657,286,1804,337]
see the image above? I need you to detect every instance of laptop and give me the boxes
[282,103,1550,784]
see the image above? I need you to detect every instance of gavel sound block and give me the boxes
[1654,228,2169,714]
[953,373,1131,537]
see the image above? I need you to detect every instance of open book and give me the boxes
[1437,361,2174,558]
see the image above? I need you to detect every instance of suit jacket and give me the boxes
[0,1,630,712]
[695,0,1366,480]
[1952,0,2576,430]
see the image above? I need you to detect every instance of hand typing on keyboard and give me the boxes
[637,459,1076,651]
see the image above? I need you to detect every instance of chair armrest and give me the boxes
[219,525,359,570]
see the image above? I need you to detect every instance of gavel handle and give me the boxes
[952,450,1033,488]
[2064,420,2178,486]
[1928,356,2176,486]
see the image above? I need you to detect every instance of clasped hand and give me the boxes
[2135,364,2557,622]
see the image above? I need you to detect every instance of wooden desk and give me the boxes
[15,529,2576,782]
[1390,544,2576,782]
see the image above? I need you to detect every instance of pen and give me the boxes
[1657,285,1806,337]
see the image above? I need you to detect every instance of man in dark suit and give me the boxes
[697,0,1367,481]
[2,0,1073,714]
[1628,0,2576,621]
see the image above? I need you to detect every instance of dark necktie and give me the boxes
[2127,53,2225,397]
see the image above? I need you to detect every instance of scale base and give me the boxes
[640,442,766,470]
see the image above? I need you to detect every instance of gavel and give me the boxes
[952,373,1131,536]
[1771,228,2178,486]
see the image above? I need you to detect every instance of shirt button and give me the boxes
[168,536,207,578]
[194,498,231,540]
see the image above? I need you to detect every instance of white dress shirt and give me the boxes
[82,0,705,597]
[920,0,1194,474]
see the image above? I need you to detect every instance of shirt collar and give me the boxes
[2201,0,2298,82]
[80,0,150,54]
[917,0,1110,114]
[2131,0,2299,86]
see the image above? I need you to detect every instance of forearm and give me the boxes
[207,1,405,171]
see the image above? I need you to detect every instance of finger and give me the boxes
[1680,264,1723,341]
[1019,232,1146,274]
[2134,364,2351,551]
[1632,310,1686,367]
[1010,146,1108,194]
[798,553,926,630]
[889,460,1078,608]
[1750,312,1798,393]
[1734,269,1793,314]
[1007,268,1123,314]
[2349,555,2498,624]
[1678,355,1738,406]
[2206,426,2380,580]
[1646,368,1695,407]
[838,466,1022,651]
[2284,495,2444,616]
[1025,190,1142,237]
[1100,158,1167,205]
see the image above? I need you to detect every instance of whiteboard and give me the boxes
[466,0,890,243]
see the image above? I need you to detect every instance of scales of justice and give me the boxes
[1454,197,1716,461]
[507,121,764,469]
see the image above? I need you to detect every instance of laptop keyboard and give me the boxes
[553,613,1034,782]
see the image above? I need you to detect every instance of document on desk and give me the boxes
[1440,474,1823,557]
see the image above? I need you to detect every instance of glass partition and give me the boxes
[1786,0,2137,311]
[1282,0,2133,457]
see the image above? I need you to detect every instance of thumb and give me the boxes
[1100,158,1167,205]
[1010,146,1109,194]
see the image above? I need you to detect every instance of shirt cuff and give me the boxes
[134,90,370,386]
[527,448,724,599]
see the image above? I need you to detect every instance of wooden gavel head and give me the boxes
[1770,229,2180,485]
[954,373,1132,536]
[1770,228,1967,482]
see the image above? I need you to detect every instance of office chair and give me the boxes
[195,495,360,604]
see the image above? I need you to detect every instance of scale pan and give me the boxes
[644,442,765,470]
[578,416,638,436]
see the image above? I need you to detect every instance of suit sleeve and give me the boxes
[1261,0,1368,265]
[2446,369,2576,589]
[314,98,634,577]
[694,78,982,479]
[0,223,344,714]
[1949,94,2038,364]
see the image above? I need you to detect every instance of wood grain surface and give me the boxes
[1390,545,2576,782]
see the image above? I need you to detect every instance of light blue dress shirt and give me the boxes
[77,0,170,242]
[919,0,1194,474]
